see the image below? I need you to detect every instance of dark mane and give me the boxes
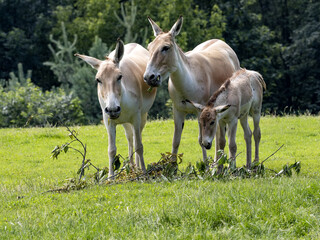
[207,68,247,107]
[207,79,231,107]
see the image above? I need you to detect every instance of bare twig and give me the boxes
[261,144,284,164]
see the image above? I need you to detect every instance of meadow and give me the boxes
[1,116,320,239]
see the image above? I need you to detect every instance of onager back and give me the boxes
[190,69,266,169]
[75,39,156,177]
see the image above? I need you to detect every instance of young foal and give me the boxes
[75,40,156,177]
[190,69,266,169]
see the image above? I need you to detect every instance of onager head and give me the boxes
[144,16,183,87]
[188,100,230,150]
[199,105,230,149]
[75,39,125,119]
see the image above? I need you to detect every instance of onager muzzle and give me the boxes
[143,72,161,87]
[202,139,212,150]
[105,105,121,119]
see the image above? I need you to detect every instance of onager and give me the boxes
[75,39,156,177]
[189,69,266,170]
[143,16,240,161]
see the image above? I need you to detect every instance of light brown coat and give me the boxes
[191,69,266,169]
[75,40,156,177]
[144,16,240,160]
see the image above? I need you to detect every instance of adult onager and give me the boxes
[189,69,266,170]
[143,16,240,161]
[75,39,156,177]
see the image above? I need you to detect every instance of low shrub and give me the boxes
[0,80,84,127]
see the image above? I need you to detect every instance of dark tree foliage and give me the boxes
[0,0,319,125]
[216,0,319,113]
[0,0,75,89]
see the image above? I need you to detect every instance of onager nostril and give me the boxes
[105,107,109,113]
[116,106,121,112]
[150,74,155,80]
[204,142,212,149]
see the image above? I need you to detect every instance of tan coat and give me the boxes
[76,40,156,177]
[194,69,266,169]
[144,16,240,161]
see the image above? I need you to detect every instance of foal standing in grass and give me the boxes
[189,69,266,170]
[75,40,156,178]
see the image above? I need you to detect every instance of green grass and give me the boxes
[1,116,320,239]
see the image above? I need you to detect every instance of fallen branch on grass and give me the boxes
[46,128,301,193]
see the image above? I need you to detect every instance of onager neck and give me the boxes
[169,45,195,93]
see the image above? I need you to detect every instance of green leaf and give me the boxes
[294,161,301,174]
[196,161,206,173]
[51,145,61,159]
[252,161,260,168]
[229,159,236,171]
[217,153,227,165]
[113,155,121,171]
[62,144,69,153]
[68,132,74,140]
[51,145,60,154]
[125,163,131,174]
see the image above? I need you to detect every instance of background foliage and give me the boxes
[0,0,319,126]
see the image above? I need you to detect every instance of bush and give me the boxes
[0,79,84,127]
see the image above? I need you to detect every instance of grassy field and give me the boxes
[1,116,320,239]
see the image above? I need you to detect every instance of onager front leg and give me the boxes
[171,107,186,159]
[132,115,146,174]
[227,119,238,167]
[106,119,117,178]
[215,122,226,173]
[197,117,207,161]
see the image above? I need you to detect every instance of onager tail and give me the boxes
[258,73,267,90]
[252,71,266,91]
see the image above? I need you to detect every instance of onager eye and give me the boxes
[161,46,170,52]
[117,74,122,81]
[210,120,215,126]
[96,78,102,84]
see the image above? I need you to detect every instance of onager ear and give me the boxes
[185,99,205,112]
[214,104,231,114]
[114,39,125,64]
[169,16,183,37]
[147,17,163,37]
[74,53,101,70]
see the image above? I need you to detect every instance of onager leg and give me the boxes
[132,115,146,174]
[240,114,253,169]
[252,112,261,162]
[172,107,186,159]
[227,119,238,167]
[197,116,207,161]
[215,122,226,173]
[123,123,134,166]
[135,113,148,168]
[105,116,117,178]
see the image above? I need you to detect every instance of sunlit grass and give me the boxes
[1,116,320,239]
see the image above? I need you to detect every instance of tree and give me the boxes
[283,1,320,112]
[44,22,78,88]
[0,0,74,89]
